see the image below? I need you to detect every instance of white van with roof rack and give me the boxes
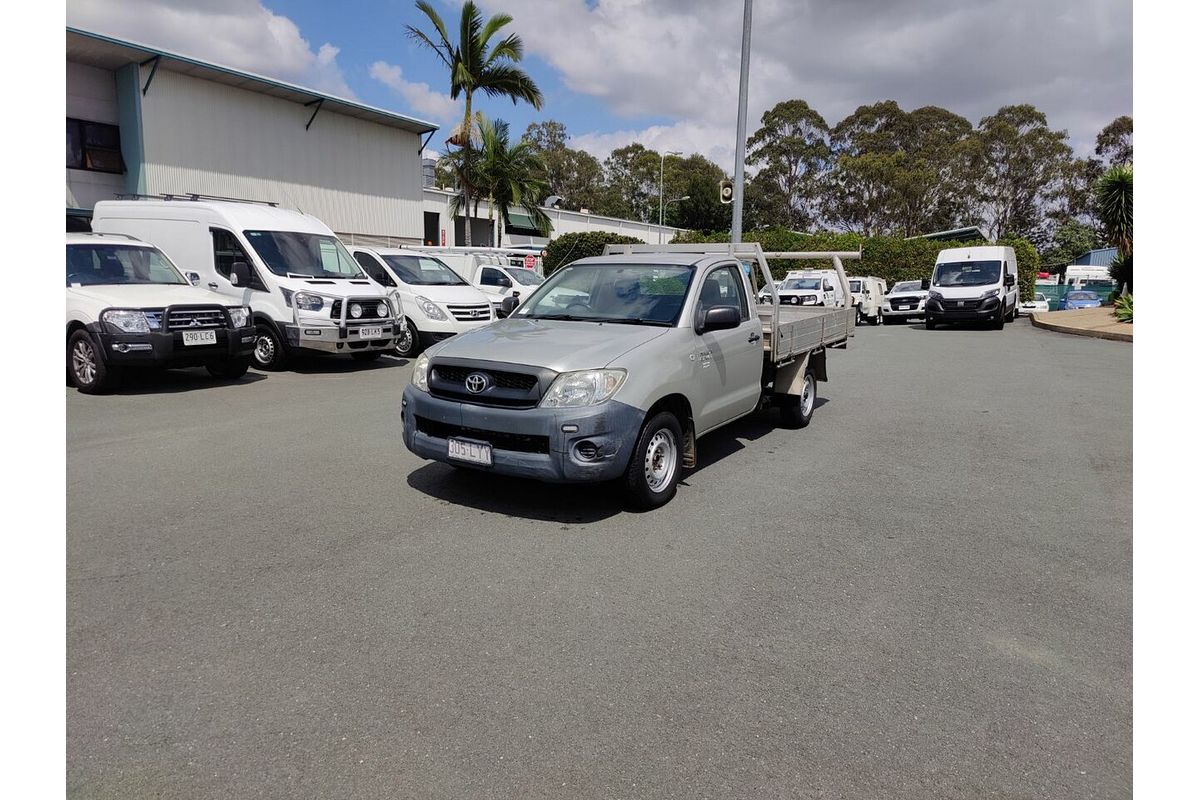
[92,197,402,370]
[347,246,494,357]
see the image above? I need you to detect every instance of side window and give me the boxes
[824,279,833,291]
[211,228,266,291]
[697,266,749,320]
[481,267,512,288]
[354,252,396,287]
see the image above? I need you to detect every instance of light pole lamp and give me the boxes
[659,150,682,227]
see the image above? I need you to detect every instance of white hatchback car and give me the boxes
[1020,293,1051,314]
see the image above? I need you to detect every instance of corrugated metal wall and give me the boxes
[139,68,424,239]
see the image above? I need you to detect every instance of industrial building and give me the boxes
[66,26,683,247]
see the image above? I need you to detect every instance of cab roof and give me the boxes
[93,199,336,235]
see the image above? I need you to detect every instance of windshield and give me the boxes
[66,243,188,286]
[244,230,364,278]
[891,281,923,293]
[381,255,467,286]
[516,263,694,326]
[782,278,821,291]
[933,260,1002,287]
[507,268,544,287]
[1067,291,1099,300]
[849,280,862,293]
[1035,293,1047,301]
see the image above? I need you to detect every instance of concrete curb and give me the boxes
[1030,310,1132,342]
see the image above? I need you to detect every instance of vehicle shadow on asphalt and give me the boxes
[685,401,829,480]
[284,355,410,374]
[405,463,622,523]
[82,368,270,395]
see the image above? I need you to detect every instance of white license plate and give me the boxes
[899,305,913,311]
[181,330,217,346]
[448,438,492,466]
[357,326,383,339]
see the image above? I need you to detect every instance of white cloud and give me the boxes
[572,121,737,172]
[66,0,355,98]
[369,61,460,123]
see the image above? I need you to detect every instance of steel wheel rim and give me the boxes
[254,333,275,365]
[643,429,677,493]
[801,374,815,417]
[72,339,96,385]
[395,324,414,355]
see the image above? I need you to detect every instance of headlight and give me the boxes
[294,292,324,311]
[981,288,1001,300]
[411,353,430,392]
[376,302,388,317]
[415,296,448,321]
[350,303,363,318]
[228,306,250,328]
[540,369,626,408]
[102,309,150,334]
[928,290,942,301]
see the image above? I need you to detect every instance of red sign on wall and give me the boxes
[524,255,537,269]
[440,229,446,246]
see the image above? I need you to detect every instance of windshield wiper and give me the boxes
[530,313,602,322]
[603,318,671,326]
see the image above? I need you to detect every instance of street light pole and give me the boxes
[659,195,691,244]
[659,149,682,232]
[731,0,753,244]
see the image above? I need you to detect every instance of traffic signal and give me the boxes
[719,179,734,204]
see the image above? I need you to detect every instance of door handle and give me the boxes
[748,332,761,343]
[208,282,219,290]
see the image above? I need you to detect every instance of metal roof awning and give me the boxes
[66,27,438,136]
[506,211,546,232]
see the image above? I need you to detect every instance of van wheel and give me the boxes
[252,323,288,371]
[395,319,422,358]
[778,369,816,429]
[69,330,119,394]
[207,357,250,380]
[623,411,683,510]
[1006,304,1016,322]
[993,307,1006,330]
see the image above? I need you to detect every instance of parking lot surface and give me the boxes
[67,319,1131,799]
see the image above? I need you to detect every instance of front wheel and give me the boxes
[623,411,683,510]
[993,307,1006,330]
[252,323,289,371]
[778,368,816,429]
[394,319,422,358]
[207,357,250,380]
[68,329,119,394]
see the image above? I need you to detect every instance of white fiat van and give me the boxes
[348,246,494,357]
[925,245,1019,330]
[92,198,402,370]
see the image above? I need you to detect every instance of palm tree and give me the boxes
[1096,165,1132,292]
[407,1,543,246]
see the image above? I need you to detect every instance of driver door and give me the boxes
[692,264,764,434]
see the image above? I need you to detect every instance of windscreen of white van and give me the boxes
[244,230,364,279]
[382,255,469,286]
[932,260,1002,287]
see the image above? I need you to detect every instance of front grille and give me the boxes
[433,365,537,391]
[889,296,922,310]
[330,297,389,321]
[415,416,550,454]
[429,361,545,408]
[167,307,226,329]
[446,303,492,322]
[945,298,981,310]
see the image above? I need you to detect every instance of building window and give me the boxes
[66,118,124,174]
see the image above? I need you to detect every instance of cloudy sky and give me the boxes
[66,0,1132,168]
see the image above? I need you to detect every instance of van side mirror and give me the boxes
[920,278,931,290]
[698,306,740,333]
[1004,275,1016,287]
[185,271,201,286]
[230,260,251,287]
[499,295,520,317]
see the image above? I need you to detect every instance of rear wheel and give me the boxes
[778,369,816,429]
[395,319,422,358]
[68,330,119,394]
[207,357,250,380]
[252,323,289,371]
[623,411,683,510]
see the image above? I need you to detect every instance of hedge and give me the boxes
[673,226,1040,300]
[543,232,645,274]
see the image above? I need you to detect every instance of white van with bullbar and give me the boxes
[92,197,402,370]
[66,233,256,393]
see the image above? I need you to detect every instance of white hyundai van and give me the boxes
[348,246,494,357]
[92,198,402,370]
[925,245,1019,330]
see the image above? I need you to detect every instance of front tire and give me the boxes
[778,368,817,429]
[252,323,288,371]
[68,330,118,394]
[394,319,422,358]
[623,411,683,510]
[993,307,1006,330]
[207,357,250,380]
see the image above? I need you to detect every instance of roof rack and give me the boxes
[70,231,141,241]
[115,192,278,207]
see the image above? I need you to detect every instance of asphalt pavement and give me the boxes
[67,317,1131,799]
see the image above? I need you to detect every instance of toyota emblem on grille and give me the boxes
[465,372,490,394]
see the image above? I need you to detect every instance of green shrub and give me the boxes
[1113,294,1133,323]
[543,232,645,274]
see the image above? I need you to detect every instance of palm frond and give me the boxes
[476,64,544,109]
[1095,165,1132,257]
[486,33,523,65]
[404,25,453,69]
[479,12,515,49]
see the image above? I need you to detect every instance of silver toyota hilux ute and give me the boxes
[401,243,857,509]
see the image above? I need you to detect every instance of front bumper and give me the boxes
[881,301,925,317]
[401,385,645,483]
[926,296,1001,321]
[91,323,256,367]
[283,321,399,354]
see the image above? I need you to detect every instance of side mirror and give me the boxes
[1004,275,1016,287]
[698,306,741,333]
[499,295,520,317]
[920,279,931,290]
[185,271,201,286]
[230,260,251,287]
